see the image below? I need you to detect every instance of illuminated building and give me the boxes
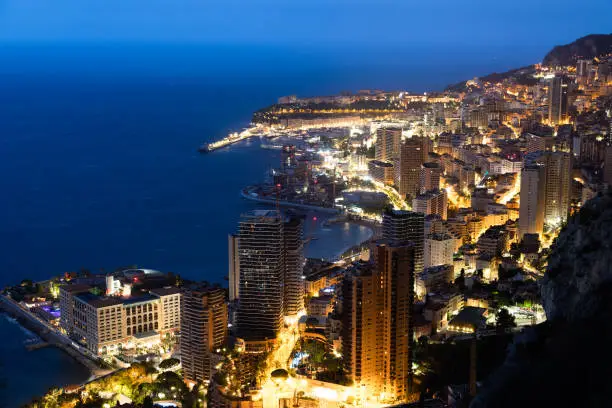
[375,127,402,161]
[342,242,415,401]
[576,59,593,84]
[468,108,489,128]
[382,209,424,276]
[519,164,546,238]
[228,234,240,302]
[181,285,227,384]
[59,284,92,336]
[59,285,181,356]
[368,159,394,185]
[476,225,509,256]
[525,133,555,154]
[548,76,569,125]
[394,137,431,201]
[412,189,448,220]
[283,216,305,317]
[436,132,453,155]
[236,210,285,340]
[419,162,442,194]
[235,211,304,339]
[523,151,572,229]
[424,233,455,268]
[420,264,454,293]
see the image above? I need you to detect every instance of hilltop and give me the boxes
[446,33,612,92]
[543,33,612,66]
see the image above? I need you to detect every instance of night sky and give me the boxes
[0,0,610,48]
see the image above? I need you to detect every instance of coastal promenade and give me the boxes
[0,295,112,378]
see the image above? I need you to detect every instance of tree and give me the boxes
[158,358,180,371]
[142,396,154,408]
[495,308,517,332]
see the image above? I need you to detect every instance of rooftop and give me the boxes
[149,286,182,297]
[75,292,122,308]
[60,284,92,294]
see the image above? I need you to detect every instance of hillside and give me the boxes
[446,33,612,92]
[543,33,612,66]
[471,192,612,408]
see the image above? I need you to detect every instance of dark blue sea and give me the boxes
[0,43,544,407]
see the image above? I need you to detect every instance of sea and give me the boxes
[0,43,544,407]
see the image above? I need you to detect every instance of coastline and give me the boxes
[0,295,111,379]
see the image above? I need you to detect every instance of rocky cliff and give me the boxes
[471,192,612,408]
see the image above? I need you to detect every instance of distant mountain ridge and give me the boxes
[543,33,612,66]
[445,33,612,92]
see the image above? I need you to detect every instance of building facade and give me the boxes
[181,285,227,384]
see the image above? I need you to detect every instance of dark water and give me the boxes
[0,43,541,405]
[0,315,91,408]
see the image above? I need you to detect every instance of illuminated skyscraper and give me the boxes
[181,285,227,384]
[236,210,285,340]
[394,137,430,201]
[519,151,571,237]
[228,234,239,302]
[342,242,415,401]
[412,189,448,220]
[375,127,402,162]
[283,216,305,317]
[419,162,442,194]
[519,164,546,238]
[536,151,571,227]
[548,76,569,125]
[382,209,424,276]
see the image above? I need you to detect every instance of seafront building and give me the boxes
[236,210,286,341]
[59,282,181,356]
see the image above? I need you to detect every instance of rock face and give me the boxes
[541,193,612,321]
[471,192,612,408]
[542,33,612,66]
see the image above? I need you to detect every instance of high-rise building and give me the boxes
[548,76,569,125]
[394,137,430,201]
[536,151,572,227]
[369,160,395,185]
[375,127,402,162]
[419,162,441,194]
[382,209,424,276]
[236,210,285,340]
[519,164,546,238]
[342,242,415,401]
[181,285,227,384]
[228,234,240,302]
[412,189,448,220]
[283,216,305,317]
[424,233,455,268]
[576,59,593,84]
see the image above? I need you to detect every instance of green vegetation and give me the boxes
[495,308,517,332]
[158,357,180,371]
[28,362,205,408]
